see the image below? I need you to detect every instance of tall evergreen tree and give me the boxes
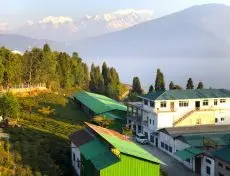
[155,68,165,91]
[132,77,142,95]
[149,85,154,93]
[186,78,194,89]
[169,81,175,90]
[89,64,104,94]
[197,81,204,89]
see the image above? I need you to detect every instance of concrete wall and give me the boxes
[201,156,215,176]
[71,143,81,176]
[215,158,230,176]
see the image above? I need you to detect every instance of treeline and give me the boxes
[89,62,120,99]
[0,44,89,91]
[129,68,205,98]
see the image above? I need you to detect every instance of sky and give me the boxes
[1,0,230,29]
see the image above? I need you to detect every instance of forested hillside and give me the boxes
[0,44,89,91]
[0,44,125,99]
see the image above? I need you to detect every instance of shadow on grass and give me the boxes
[37,97,89,125]
[4,126,74,176]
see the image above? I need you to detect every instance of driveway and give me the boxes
[135,142,198,176]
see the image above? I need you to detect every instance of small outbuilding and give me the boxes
[69,122,162,176]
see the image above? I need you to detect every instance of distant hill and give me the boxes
[0,34,65,52]
[1,4,230,58]
[71,4,230,58]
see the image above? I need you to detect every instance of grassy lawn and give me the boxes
[0,92,88,176]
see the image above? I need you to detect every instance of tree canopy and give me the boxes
[186,78,194,89]
[197,81,204,89]
[0,44,89,90]
[132,77,142,95]
[155,68,165,91]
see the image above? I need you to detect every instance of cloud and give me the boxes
[26,20,34,26]
[0,22,10,32]
[39,16,73,25]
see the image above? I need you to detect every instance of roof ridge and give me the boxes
[84,91,122,111]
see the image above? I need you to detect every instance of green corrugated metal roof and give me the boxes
[73,91,127,114]
[174,147,203,160]
[140,89,230,101]
[174,150,195,160]
[213,146,230,163]
[182,132,230,147]
[101,133,162,164]
[85,123,163,164]
[79,139,120,170]
[101,112,124,120]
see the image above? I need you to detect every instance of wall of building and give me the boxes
[71,143,81,176]
[141,98,230,129]
[100,153,160,176]
[215,158,230,176]
[158,132,195,170]
[215,110,230,125]
[201,156,215,176]
[175,111,215,127]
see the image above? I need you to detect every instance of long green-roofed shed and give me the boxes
[140,89,230,101]
[72,91,127,114]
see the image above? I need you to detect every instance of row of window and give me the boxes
[159,99,227,108]
[161,142,173,153]
[218,162,230,171]
[144,99,227,108]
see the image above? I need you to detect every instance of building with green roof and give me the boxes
[127,89,230,146]
[69,123,162,176]
[157,125,230,176]
[213,146,230,176]
[72,91,127,131]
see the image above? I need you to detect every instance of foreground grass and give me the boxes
[0,92,88,176]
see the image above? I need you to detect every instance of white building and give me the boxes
[127,89,230,143]
[157,125,230,176]
[69,130,94,175]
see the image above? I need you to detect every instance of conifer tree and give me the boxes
[149,85,154,93]
[132,77,142,95]
[186,78,194,89]
[197,81,204,89]
[169,81,175,90]
[155,68,165,91]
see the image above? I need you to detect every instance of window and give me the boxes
[214,99,218,106]
[220,99,226,103]
[179,101,189,107]
[152,120,154,125]
[221,117,225,121]
[161,142,164,148]
[215,118,218,123]
[150,101,155,107]
[73,153,75,161]
[203,100,209,106]
[196,118,201,125]
[169,146,172,153]
[186,159,190,163]
[165,144,169,150]
[144,99,148,105]
[206,166,211,175]
[150,135,155,143]
[206,158,212,164]
[226,166,230,171]
[147,116,149,122]
[219,162,223,167]
[77,158,80,168]
[160,101,167,108]
[128,120,131,124]
[149,119,151,124]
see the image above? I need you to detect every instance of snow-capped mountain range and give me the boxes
[14,9,154,41]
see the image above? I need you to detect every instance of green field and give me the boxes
[0,93,88,176]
